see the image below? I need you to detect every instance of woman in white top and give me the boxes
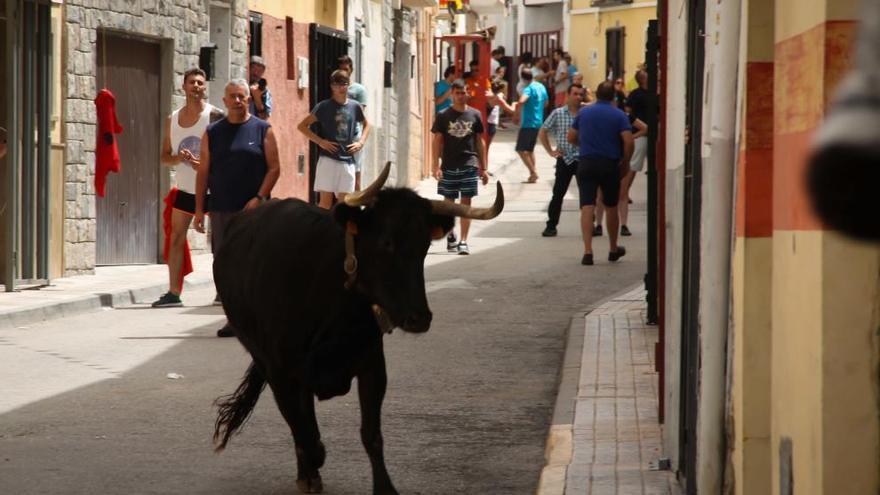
[485,79,517,173]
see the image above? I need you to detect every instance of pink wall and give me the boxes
[261,15,311,200]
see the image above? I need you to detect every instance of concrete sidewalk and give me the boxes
[0,255,215,330]
[539,287,681,495]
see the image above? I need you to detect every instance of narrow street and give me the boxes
[0,129,648,494]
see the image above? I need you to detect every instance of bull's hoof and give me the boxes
[297,475,324,494]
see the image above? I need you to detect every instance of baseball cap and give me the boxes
[250,55,266,67]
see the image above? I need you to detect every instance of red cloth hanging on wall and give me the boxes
[94,89,123,197]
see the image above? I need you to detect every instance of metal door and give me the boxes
[606,27,625,80]
[679,0,706,492]
[308,23,349,203]
[95,34,160,265]
[518,30,559,59]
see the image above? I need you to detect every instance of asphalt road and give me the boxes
[0,130,648,494]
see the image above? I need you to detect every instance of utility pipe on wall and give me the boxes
[696,0,741,493]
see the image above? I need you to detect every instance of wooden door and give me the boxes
[95,34,160,265]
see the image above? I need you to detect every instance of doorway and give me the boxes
[95,33,161,265]
[679,0,706,492]
[605,27,625,81]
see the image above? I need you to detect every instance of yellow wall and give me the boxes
[567,6,656,89]
[247,0,343,28]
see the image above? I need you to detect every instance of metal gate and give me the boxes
[518,29,560,59]
[2,0,53,290]
[95,33,161,265]
[679,0,707,492]
[308,23,349,203]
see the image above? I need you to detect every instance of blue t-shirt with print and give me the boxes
[571,101,632,160]
[311,98,365,163]
[521,82,548,129]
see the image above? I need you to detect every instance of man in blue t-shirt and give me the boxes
[514,67,548,183]
[434,66,456,114]
[298,70,371,209]
[567,80,634,266]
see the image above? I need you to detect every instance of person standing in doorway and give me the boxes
[194,79,281,337]
[432,80,489,255]
[151,68,224,308]
[338,55,368,191]
[297,70,370,209]
[514,67,548,183]
[248,56,273,120]
[540,84,585,237]
[567,81,634,265]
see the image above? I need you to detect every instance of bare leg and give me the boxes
[318,191,334,210]
[619,170,635,227]
[605,205,620,252]
[459,197,473,242]
[595,190,605,228]
[355,172,362,192]
[518,151,538,180]
[358,347,399,495]
[167,210,192,295]
[444,196,457,238]
[580,205,595,254]
[337,192,348,203]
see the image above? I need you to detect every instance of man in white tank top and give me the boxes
[152,68,225,308]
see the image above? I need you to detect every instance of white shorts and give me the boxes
[314,155,356,194]
[630,136,648,172]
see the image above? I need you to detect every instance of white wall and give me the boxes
[516,1,563,40]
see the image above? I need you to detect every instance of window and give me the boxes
[248,12,263,57]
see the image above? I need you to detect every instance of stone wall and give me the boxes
[62,0,248,275]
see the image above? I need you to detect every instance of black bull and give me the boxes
[211,164,503,494]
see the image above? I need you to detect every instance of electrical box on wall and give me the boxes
[297,57,309,89]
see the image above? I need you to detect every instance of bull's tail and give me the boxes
[213,361,266,452]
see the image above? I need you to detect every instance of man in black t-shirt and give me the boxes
[431,80,489,255]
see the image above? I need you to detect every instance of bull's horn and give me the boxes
[344,161,392,207]
[431,181,504,219]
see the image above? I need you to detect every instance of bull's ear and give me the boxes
[333,203,362,227]
[428,214,455,240]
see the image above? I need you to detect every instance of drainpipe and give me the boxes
[5,0,19,291]
[696,0,740,493]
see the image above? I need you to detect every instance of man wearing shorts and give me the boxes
[514,67,548,183]
[151,68,224,308]
[567,81,634,265]
[432,80,489,255]
[297,70,370,209]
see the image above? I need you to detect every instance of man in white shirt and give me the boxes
[151,68,224,308]
[552,48,569,107]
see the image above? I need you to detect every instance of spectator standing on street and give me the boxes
[338,55,368,191]
[194,79,281,336]
[432,80,489,256]
[248,56,272,120]
[297,70,370,209]
[486,78,516,158]
[491,47,506,79]
[552,48,570,107]
[514,67,548,183]
[619,70,650,236]
[567,81,634,265]
[540,84,585,237]
[151,67,224,308]
[435,66,456,114]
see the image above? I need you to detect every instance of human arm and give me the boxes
[567,128,579,147]
[160,117,180,166]
[244,127,281,210]
[495,93,516,115]
[347,107,370,154]
[296,111,340,153]
[194,132,210,233]
[514,92,529,123]
[474,122,489,185]
[539,128,561,158]
[434,82,452,105]
[432,132,443,180]
[631,118,648,139]
[251,86,271,120]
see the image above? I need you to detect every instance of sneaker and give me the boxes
[212,293,222,306]
[620,225,632,236]
[581,253,594,265]
[216,324,236,338]
[609,246,627,262]
[457,242,470,255]
[593,224,603,237]
[447,232,458,252]
[151,292,182,308]
[542,226,558,237]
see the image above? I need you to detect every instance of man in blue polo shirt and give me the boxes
[567,80,634,265]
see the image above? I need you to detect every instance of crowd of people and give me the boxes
[432,45,651,264]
